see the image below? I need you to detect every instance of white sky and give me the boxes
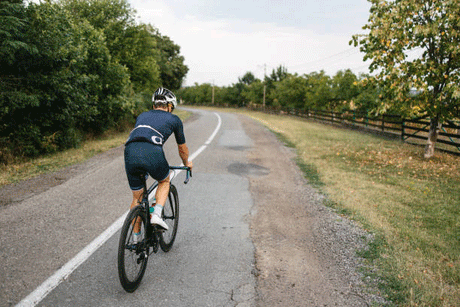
[128,0,372,87]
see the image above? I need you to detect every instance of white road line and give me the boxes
[17,112,222,307]
[16,213,128,307]
[204,113,222,146]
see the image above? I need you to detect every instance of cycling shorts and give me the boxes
[124,142,169,191]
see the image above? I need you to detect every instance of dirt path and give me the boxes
[240,115,384,306]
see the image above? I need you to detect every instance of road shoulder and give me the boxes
[239,114,384,306]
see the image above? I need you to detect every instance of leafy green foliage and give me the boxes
[61,0,159,94]
[269,74,308,110]
[351,0,460,121]
[152,29,189,91]
[178,66,371,113]
[351,0,460,157]
[239,71,257,86]
[303,71,333,110]
[0,0,188,164]
[242,80,264,106]
[0,0,34,66]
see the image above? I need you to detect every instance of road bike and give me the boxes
[117,166,191,292]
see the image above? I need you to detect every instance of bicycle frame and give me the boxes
[139,166,191,251]
[118,165,191,292]
[145,166,192,199]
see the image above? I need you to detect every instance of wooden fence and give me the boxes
[250,106,460,155]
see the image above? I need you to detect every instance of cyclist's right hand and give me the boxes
[185,160,193,170]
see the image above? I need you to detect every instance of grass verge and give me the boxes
[232,109,459,306]
[0,109,191,187]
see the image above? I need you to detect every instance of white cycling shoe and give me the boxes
[133,232,142,243]
[151,214,169,230]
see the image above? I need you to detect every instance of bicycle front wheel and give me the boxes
[160,184,179,252]
[118,205,149,292]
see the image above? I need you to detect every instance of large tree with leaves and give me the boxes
[152,29,189,91]
[304,71,333,110]
[61,0,161,94]
[352,0,460,158]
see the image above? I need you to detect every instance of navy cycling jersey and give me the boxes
[125,110,186,146]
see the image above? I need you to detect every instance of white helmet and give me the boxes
[152,87,177,110]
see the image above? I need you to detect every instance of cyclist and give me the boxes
[124,87,193,231]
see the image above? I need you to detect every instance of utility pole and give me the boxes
[263,85,266,108]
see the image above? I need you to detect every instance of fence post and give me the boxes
[401,117,405,141]
[382,114,385,132]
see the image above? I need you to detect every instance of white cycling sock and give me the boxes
[153,204,163,217]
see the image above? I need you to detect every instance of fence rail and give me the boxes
[250,106,460,155]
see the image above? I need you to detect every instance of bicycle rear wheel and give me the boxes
[160,184,179,252]
[118,205,149,292]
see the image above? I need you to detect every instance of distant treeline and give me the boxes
[0,0,188,164]
[178,66,381,114]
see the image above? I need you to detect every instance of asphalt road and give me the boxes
[1,107,382,307]
[1,108,257,306]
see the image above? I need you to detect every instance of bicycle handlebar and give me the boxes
[169,166,192,184]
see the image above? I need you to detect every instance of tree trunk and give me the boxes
[424,116,441,159]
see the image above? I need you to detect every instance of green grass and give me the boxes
[273,131,324,188]
[229,108,460,306]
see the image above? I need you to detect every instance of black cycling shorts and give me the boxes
[124,142,169,191]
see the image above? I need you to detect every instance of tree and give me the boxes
[263,65,288,107]
[353,74,383,113]
[239,71,256,86]
[331,69,360,111]
[242,79,264,106]
[304,71,333,110]
[218,85,242,107]
[0,0,138,162]
[152,29,189,91]
[120,24,161,94]
[0,0,34,66]
[269,74,307,110]
[352,0,460,158]
[61,0,136,61]
[61,0,161,94]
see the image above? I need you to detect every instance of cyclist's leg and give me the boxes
[142,145,170,218]
[155,175,170,209]
[130,189,144,233]
[130,189,144,209]
[150,175,170,230]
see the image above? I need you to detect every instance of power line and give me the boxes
[288,47,360,70]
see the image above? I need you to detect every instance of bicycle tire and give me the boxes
[159,184,179,252]
[118,205,149,292]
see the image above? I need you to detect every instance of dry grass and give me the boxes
[0,109,190,187]
[0,130,129,186]
[231,109,460,306]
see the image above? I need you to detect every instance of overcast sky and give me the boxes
[127,0,372,87]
